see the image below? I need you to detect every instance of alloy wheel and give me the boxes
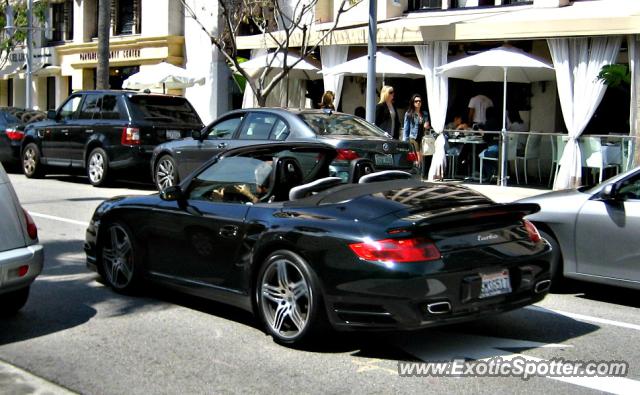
[260,258,312,339]
[88,152,105,184]
[23,147,37,175]
[102,224,134,289]
[156,158,176,190]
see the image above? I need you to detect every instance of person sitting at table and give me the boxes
[446,115,471,131]
[478,107,502,182]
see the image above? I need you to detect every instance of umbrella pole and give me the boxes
[498,67,508,187]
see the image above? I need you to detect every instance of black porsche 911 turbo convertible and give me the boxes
[85,142,552,345]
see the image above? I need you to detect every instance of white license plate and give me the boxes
[166,130,181,140]
[375,154,393,166]
[479,269,512,299]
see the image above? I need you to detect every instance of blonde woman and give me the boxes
[319,91,336,110]
[375,85,400,139]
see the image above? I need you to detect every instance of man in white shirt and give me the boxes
[468,94,494,126]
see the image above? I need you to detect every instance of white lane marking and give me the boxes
[399,332,640,395]
[30,212,89,227]
[527,306,640,332]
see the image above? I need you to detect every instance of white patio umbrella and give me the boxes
[122,62,205,93]
[437,46,555,186]
[322,49,424,82]
[239,52,322,80]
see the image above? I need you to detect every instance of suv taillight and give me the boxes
[22,208,38,240]
[6,128,24,141]
[523,219,541,243]
[121,127,140,145]
[349,237,441,263]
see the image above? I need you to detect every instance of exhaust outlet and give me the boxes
[534,280,551,294]
[426,301,452,315]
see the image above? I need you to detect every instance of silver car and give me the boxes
[0,163,44,314]
[519,167,640,289]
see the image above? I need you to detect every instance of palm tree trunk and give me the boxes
[96,0,111,89]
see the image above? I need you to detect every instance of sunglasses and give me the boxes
[414,100,422,103]
[389,91,395,94]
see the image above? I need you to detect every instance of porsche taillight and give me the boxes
[523,219,541,243]
[349,237,441,263]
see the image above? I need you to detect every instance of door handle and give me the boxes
[217,142,228,149]
[85,129,94,133]
[219,225,239,238]
[61,129,69,135]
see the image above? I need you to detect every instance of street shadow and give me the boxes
[0,238,168,345]
[557,279,640,309]
[47,173,156,191]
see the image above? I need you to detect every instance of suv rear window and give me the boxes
[129,96,202,125]
[299,113,389,137]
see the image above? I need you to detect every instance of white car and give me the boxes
[0,163,43,314]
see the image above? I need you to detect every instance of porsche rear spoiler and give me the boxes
[392,203,541,230]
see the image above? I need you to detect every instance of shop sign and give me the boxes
[79,48,141,62]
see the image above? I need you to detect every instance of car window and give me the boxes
[59,96,82,121]
[271,119,290,141]
[617,173,640,200]
[238,113,283,140]
[128,96,202,125]
[100,95,125,120]
[207,116,243,140]
[0,112,18,123]
[188,157,273,204]
[299,113,389,137]
[78,94,101,120]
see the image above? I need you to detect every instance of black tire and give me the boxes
[22,143,45,178]
[99,221,143,294]
[255,250,328,346]
[540,229,562,286]
[0,287,30,316]
[155,155,179,191]
[87,147,111,187]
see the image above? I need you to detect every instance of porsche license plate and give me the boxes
[375,154,393,166]
[166,130,181,140]
[479,270,512,299]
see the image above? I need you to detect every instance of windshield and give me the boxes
[129,96,202,125]
[299,113,389,137]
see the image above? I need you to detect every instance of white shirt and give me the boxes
[468,95,494,124]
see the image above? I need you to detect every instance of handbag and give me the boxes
[421,133,437,156]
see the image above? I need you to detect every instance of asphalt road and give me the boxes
[2,172,640,394]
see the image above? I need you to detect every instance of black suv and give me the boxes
[21,90,204,186]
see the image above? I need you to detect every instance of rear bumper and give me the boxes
[0,139,21,163]
[324,246,552,331]
[0,244,44,294]
[107,145,153,171]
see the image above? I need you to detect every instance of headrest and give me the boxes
[289,177,343,201]
[358,170,413,184]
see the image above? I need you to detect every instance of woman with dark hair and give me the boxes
[402,94,431,177]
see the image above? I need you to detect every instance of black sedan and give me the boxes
[0,108,45,166]
[86,142,551,346]
[151,108,419,190]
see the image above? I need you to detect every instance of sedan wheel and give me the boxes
[87,148,111,187]
[155,156,179,191]
[101,223,139,293]
[257,250,325,345]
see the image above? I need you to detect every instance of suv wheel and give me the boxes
[155,155,179,191]
[22,143,45,178]
[87,147,111,187]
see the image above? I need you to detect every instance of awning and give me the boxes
[16,64,61,79]
[236,1,640,49]
[0,62,24,80]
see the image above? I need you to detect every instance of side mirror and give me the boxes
[191,130,202,140]
[600,183,618,201]
[47,110,57,120]
[160,185,184,201]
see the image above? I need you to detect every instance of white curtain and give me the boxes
[629,35,639,172]
[416,42,449,181]
[320,46,349,107]
[548,36,622,190]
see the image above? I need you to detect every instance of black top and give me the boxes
[375,102,400,140]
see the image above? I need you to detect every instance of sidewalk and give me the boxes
[0,359,75,395]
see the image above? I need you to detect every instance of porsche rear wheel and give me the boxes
[256,250,326,345]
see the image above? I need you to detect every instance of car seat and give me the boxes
[348,158,376,183]
[266,156,304,202]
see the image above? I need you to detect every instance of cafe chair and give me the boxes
[580,136,621,184]
[549,135,568,187]
[479,135,519,184]
[515,134,542,185]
